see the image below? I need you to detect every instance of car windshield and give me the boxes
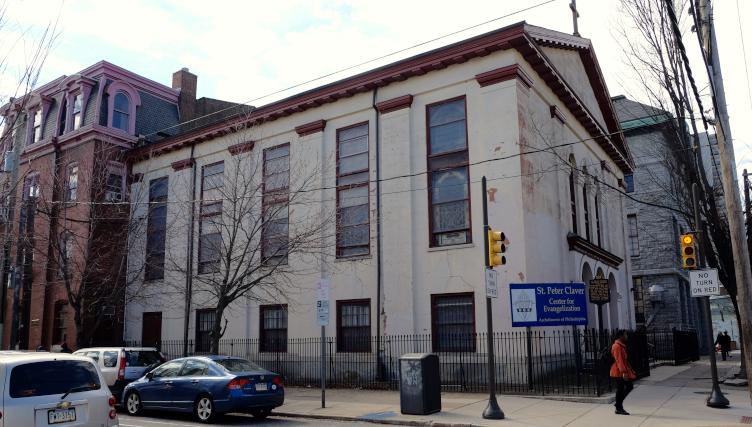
[215,358,264,373]
[126,350,162,367]
[9,360,101,398]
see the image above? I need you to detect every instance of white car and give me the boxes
[0,351,118,427]
[73,347,164,402]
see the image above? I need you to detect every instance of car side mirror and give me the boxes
[146,372,154,381]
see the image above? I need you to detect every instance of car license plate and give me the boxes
[48,408,76,424]
[255,383,267,391]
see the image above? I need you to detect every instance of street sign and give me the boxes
[316,279,330,326]
[689,269,721,297]
[588,278,610,305]
[485,269,499,299]
[509,283,588,327]
[317,300,330,326]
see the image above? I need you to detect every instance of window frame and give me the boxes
[52,300,68,344]
[71,93,83,131]
[430,292,476,352]
[145,177,168,281]
[259,304,288,353]
[198,162,224,274]
[594,193,602,246]
[632,277,645,326]
[426,96,471,248]
[104,162,126,202]
[627,214,640,257]
[624,174,634,193]
[336,122,370,258]
[195,308,215,353]
[336,299,371,353]
[112,92,130,133]
[30,108,42,145]
[65,163,78,202]
[262,143,290,264]
[582,184,590,241]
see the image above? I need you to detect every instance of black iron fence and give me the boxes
[124,327,698,397]
[645,328,700,366]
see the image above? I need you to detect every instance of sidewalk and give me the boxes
[275,358,752,426]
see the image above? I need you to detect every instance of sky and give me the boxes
[2,0,751,182]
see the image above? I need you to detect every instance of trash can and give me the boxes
[399,353,441,415]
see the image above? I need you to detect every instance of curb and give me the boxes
[275,411,481,427]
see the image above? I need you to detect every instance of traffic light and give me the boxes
[488,230,506,267]
[680,233,697,269]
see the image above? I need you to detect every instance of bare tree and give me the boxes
[162,123,334,354]
[617,0,739,336]
[25,145,149,348]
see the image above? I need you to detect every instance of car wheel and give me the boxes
[194,394,217,423]
[251,408,271,419]
[125,391,143,416]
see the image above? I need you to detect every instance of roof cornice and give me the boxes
[129,23,633,173]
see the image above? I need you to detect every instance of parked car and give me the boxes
[73,347,165,401]
[0,351,119,426]
[123,355,284,423]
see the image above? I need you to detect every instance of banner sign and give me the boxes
[588,278,610,305]
[509,283,588,327]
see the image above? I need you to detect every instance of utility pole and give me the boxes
[694,0,752,396]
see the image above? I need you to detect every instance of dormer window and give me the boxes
[31,109,42,143]
[71,93,83,130]
[112,93,130,132]
[105,81,141,135]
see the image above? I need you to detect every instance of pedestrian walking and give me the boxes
[715,333,726,360]
[722,331,732,360]
[611,330,636,415]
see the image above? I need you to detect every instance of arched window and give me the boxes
[582,176,591,242]
[112,92,130,132]
[568,155,578,234]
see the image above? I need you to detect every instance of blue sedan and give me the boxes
[122,356,284,423]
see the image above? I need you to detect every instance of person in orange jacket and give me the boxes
[610,330,637,415]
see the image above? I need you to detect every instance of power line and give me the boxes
[736,0,752,111]
[142,0,559,139]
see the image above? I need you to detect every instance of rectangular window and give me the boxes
[23,173,39,200]
[624,174,634,193]
[431,293,475,352]
[145,177,168,280]
[427,97,470,247]
[105,173,124,202]
[59,233,72,278]
[262,144,290,263]
[337,300,370,352]
[627,214,639,257]
[198,162,223,274]
[337,123,369,257]
[66,164,78,202]
[569,170,578,234]
[52,301,68,344]
[632,277,645,326]
[260,305,287,352]
[72,94,82,130]
[195,309,215,353]
[32,109,42,143]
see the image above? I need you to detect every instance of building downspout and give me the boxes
[371,88,384,377]
[182,143,197,356]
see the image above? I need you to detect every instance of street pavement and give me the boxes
[118,413,373,426]
[117,355,752,426]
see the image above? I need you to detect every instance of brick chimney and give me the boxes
[172,67,197,122]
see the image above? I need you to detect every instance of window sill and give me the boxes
[335,254,372,262]
[427,243,475,252]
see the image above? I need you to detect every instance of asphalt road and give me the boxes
[118,412,372,426]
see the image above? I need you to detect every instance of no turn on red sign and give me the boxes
[689,269,721,297]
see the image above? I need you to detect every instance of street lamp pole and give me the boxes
[481,176,504,419]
